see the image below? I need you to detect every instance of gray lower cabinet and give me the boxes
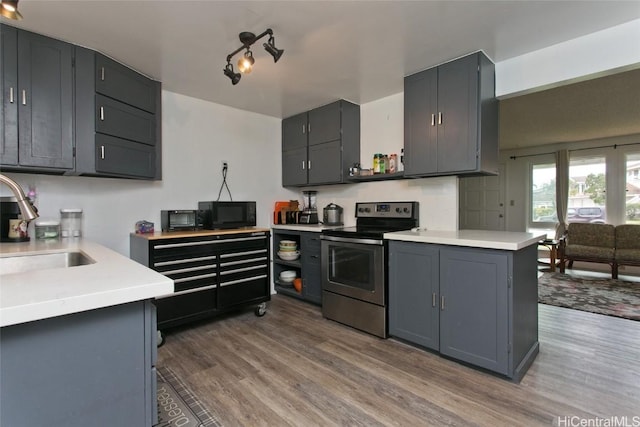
[388,241,539,381]
[0,300,158,427]
[281,100,360,187]
[75,47,162,180]
[1,26,74,172]
[404,51,498,177]
[273,229,322,304]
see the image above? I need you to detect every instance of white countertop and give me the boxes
[384,229,546,251]
[0,239,173,327]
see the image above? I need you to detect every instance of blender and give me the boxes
[299,191,319,224]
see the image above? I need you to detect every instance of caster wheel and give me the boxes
[157,330,165,347]
[254,303,267,317]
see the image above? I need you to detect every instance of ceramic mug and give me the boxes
[8,219,28,239]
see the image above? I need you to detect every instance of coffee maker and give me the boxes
[299,191,318,224]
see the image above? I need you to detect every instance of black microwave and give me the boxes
[198,201,256,229]
[161,210,198,231]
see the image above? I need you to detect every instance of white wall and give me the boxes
[2,90,292,255]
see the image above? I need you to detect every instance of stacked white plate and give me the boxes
[278,240,299,260]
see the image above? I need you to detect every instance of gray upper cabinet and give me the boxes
[75,48,161,180]
[282,100,360,187]
[404,52,498,177]
[1,26,74,172]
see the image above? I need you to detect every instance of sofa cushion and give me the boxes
[565,244,615,260]
[615,248,640,263]
[615,224,640,250]
[566,223,615,247]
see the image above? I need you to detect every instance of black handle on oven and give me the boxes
[320,235,384,245]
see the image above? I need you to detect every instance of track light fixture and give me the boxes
[1,0,23,20]
[223,28,284,85]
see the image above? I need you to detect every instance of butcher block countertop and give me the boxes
[130,227,270,240]
[0,239,173,327]
[384,229,546,251]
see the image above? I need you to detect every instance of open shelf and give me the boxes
[348,172,405,182]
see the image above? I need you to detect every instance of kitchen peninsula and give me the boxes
[0,239,173,427]
[385,229,544,381]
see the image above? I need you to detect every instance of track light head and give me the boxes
[263,36,284,63]
[223,63,241,85]
[237,50,255,74]
[1,0,23,20]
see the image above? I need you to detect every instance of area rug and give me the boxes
[538,272,640,321]
[157,366,222,427]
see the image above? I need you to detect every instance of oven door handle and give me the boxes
[320,234,384,245]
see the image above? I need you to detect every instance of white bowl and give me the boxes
[279,270,296,283]
[279,240,297,247]
[278,251,300,261]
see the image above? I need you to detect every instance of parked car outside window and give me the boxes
[569,207,606,223]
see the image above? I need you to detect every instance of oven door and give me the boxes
[321,235,385,306]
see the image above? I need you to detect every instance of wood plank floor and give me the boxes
[158,296,640,426]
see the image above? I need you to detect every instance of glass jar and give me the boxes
[60,208,83,238]
[35,219,60,240]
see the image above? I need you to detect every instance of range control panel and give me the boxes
[355,202,419,219]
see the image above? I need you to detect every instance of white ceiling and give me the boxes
[6,1,640,148]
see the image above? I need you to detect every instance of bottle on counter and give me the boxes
[398,148,405,172]
[379,155,386,174]
[389,154,397,173]
[373,153,380,174]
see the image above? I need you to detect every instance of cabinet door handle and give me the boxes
[308,160,311,170]
[438,112,443,125]
[21,90,26,105]
[9,87,14,104]
[100,145,105,159]
[308,123,311,133]
[101,66,105,81]
[432,292,437,307]
[440,295,445,310]
[302,161,306,170]
[99,106,105,121]
[302,124,305,134]
[431,113,435,126]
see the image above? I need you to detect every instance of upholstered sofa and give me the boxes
[559,222,640,279]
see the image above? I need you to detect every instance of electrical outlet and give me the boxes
[222,161,228,170]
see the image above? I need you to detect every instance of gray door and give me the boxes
[308,101,341,146]
[282,146,308,186]
[95,133,155,178]
[388,241,440,350]
[437,53,478,173]
[282,112,307,151]
[403,68,438,176]
[459,163,506,230]
[301,233,322,304]
[1,25,18,165]
[308,140,341,184]
[17,29,74,169]
[439,247,509,375]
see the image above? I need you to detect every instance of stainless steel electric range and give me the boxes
[320,201,419,338]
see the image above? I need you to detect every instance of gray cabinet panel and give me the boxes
[95,94,156,145]
[439,247,509,375]
[0,301,156,427]
[404,68,438,175]
[96,133,156,178]
[17,30,74,169]
[388,241,439,350]
[309,140,342,184]
[1,25,18,165]
[301,233,322,304]
[282,112,307,151]
[95,54,156,113]
[282,146,308,186]
[308,101,341,146]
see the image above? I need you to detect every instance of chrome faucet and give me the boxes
[0,174,39,221]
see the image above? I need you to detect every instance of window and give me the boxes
[626,153,640,224]
[568,156,606,224]
[531,162,557,223]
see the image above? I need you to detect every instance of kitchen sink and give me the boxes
[0,251,95,275]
